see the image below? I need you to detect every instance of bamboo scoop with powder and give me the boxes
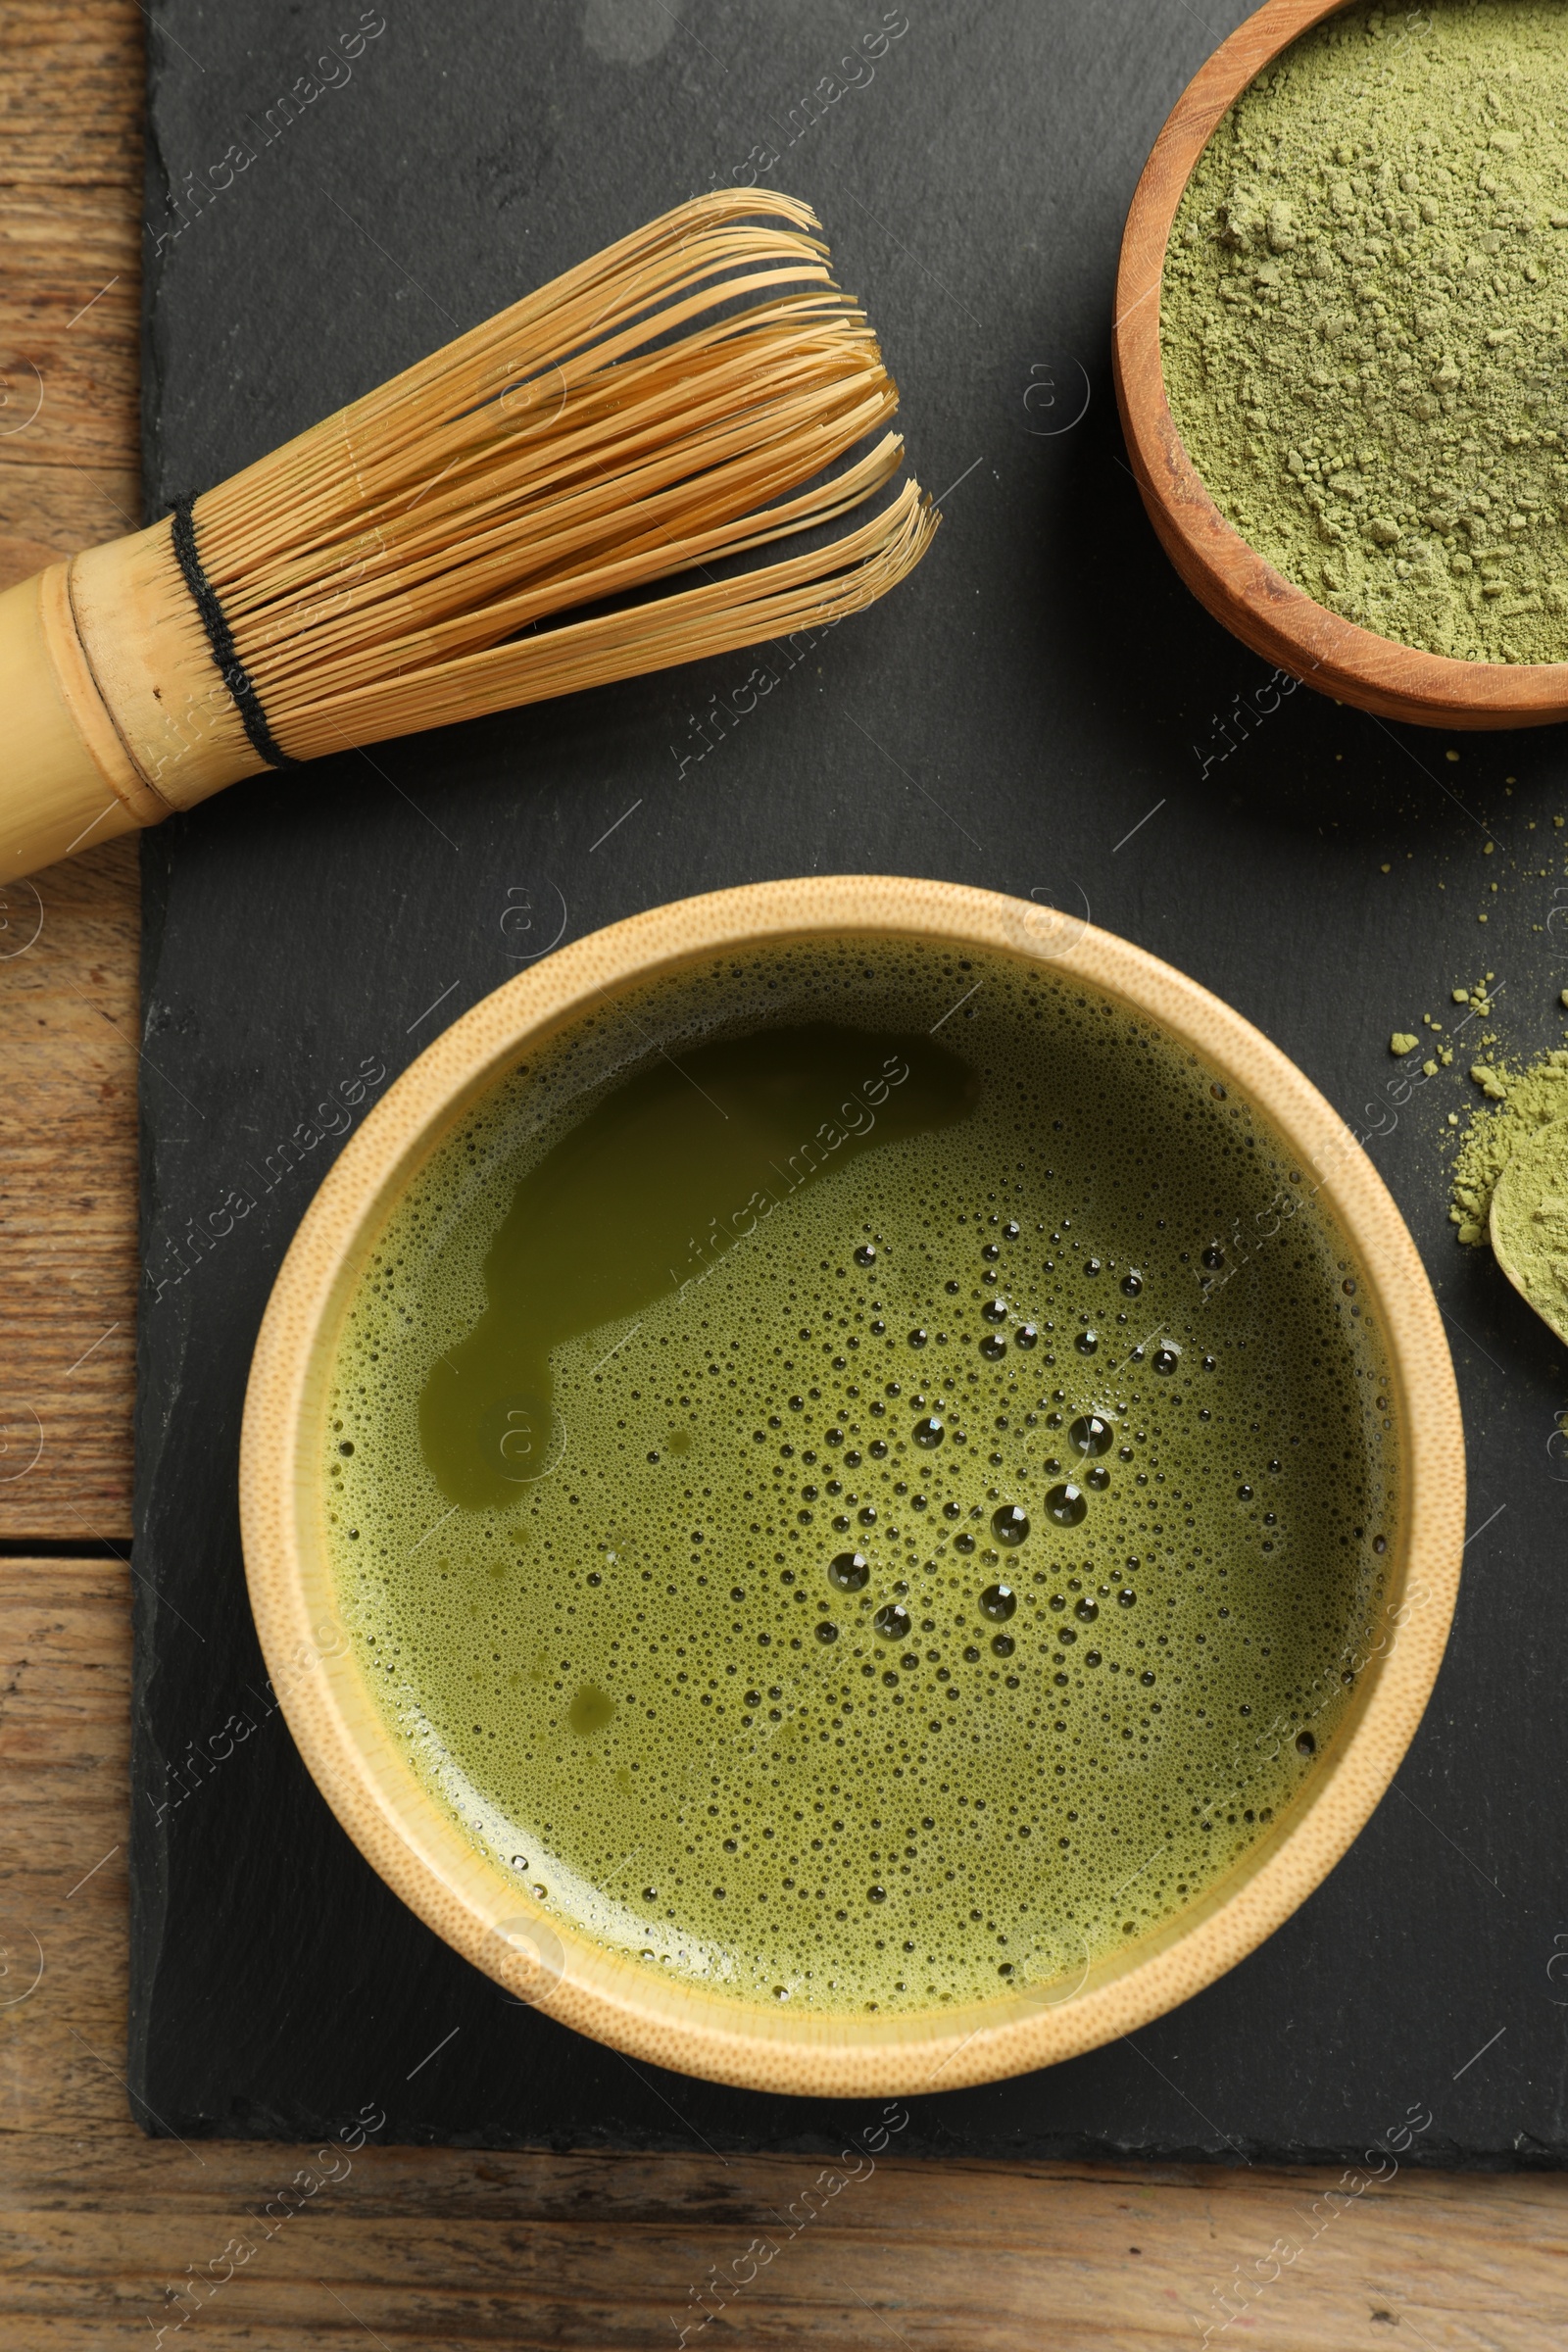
[0,191,934,884]
[1490,1118,1568,1344]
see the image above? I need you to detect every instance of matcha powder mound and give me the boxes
[1161,0,1568,665]
[1450,1046,1568,1239]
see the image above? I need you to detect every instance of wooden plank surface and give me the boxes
[0,834,139,1538]
[0,0,141,1540]
[0,4,1563,2345]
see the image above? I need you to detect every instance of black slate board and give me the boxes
[130,0,1568,2166]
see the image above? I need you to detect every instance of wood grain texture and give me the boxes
[0,832,139,1536]
[1111,0,1568,729]
[0,4,1564,2345]
[0,0,143,582]
[0,0,142,1537]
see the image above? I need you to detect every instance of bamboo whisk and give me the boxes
[0,190,935,884]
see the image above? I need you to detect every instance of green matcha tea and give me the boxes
[323,938,1398,2014]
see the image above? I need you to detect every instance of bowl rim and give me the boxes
[239,874,1465,2097]
[1112,0,1568,729]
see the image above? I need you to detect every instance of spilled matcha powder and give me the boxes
[1162,0,1568,664]
[1450,1045,1568,1239]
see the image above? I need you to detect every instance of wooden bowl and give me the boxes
[1113,0,1568,728]
[239,876,1465,2095]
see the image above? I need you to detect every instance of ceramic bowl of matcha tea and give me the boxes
[1116,0,1568,727]
[239,876,1465,2095]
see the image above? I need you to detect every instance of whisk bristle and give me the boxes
[186,191,935,761]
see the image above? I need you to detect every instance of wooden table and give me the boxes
[1,7,1562,2342]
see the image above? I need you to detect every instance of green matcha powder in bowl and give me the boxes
[1161,0,1568,666]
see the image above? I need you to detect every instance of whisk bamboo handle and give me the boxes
[0,520,261,883]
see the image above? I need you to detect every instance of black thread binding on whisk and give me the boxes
[168,495,301,771]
